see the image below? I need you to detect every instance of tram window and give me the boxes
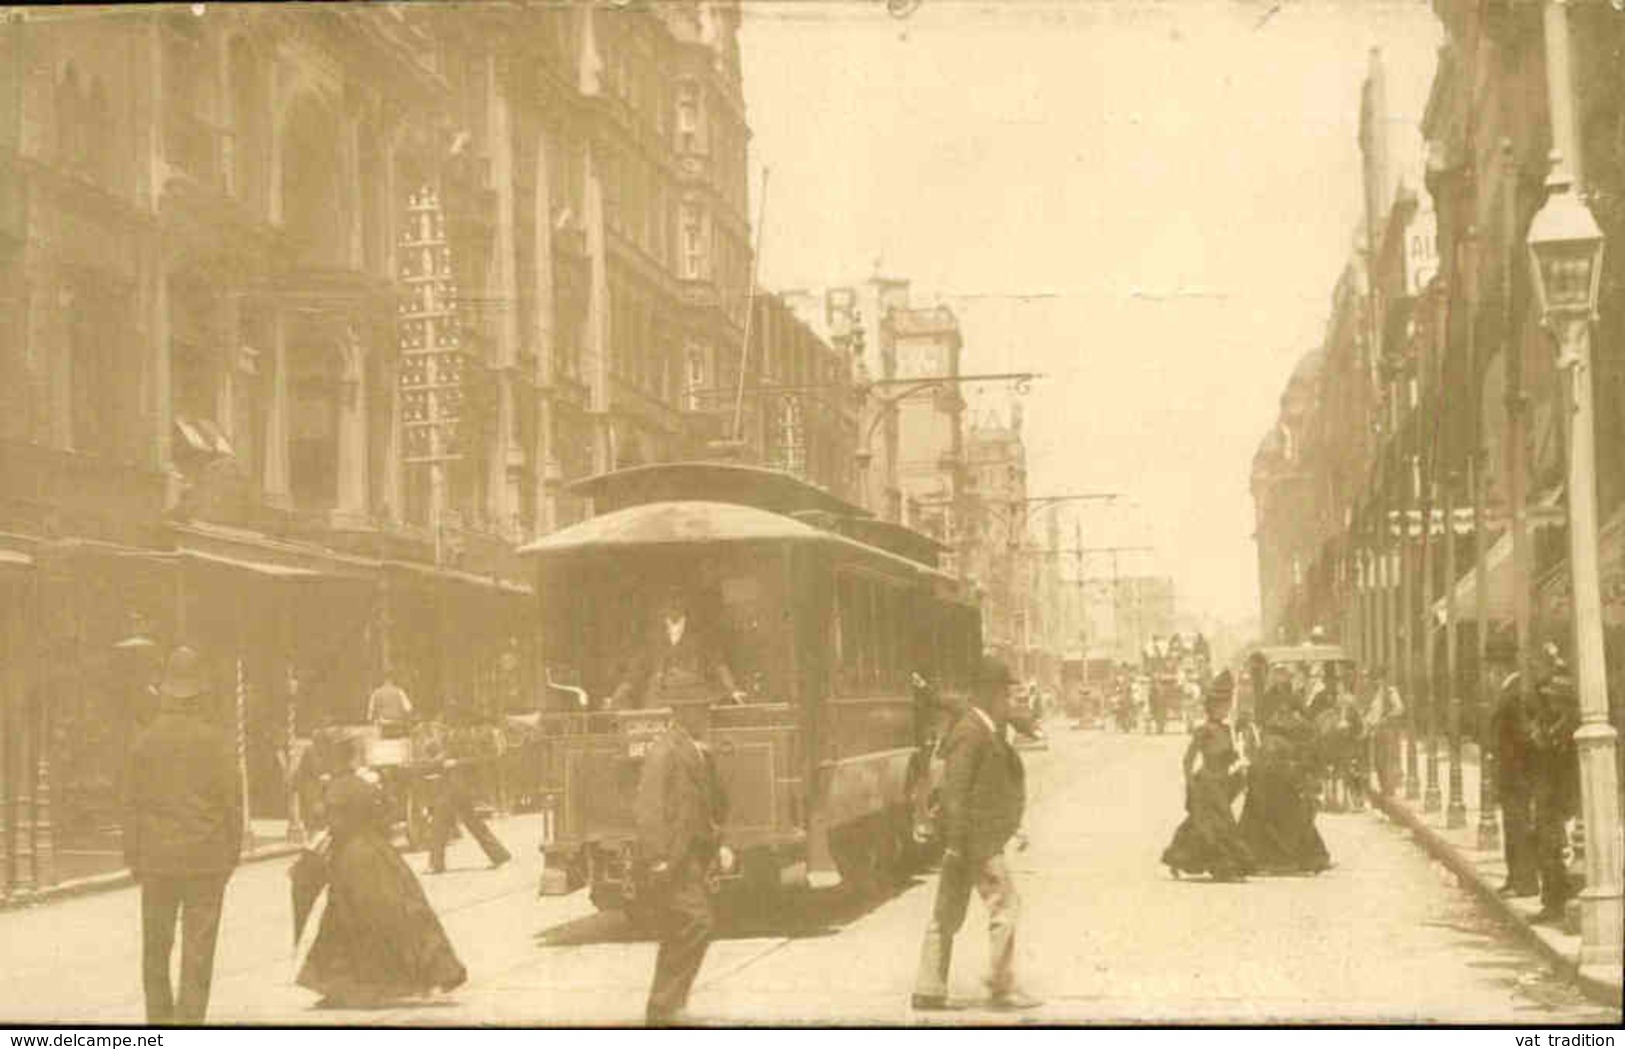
[835,573,875,695]
[717,570,783,701]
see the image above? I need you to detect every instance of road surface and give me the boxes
[1,728,1617,1026]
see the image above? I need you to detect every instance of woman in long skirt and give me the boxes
[297,738,468,1008]
[1238,696,1331,875]
[1162,672,1254,882]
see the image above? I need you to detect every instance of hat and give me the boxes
[158,645,207,701]
[1205,670,1235,703]
[977,656,1015,688]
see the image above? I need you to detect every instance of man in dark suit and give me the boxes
[913,656,1040,1012]
[634,696,730,1025]
[123,645,243,1025]
[611,585,745,709]
[1491,655,1540,898]
[1530,667,1581,923]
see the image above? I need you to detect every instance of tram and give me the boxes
[517,463,980,917]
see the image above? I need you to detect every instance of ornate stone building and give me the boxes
[0,1,752,897]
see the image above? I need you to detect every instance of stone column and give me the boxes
[152,263,173,479]
[335,325,369,520]
[263,309,291,507]
[489,56,519,536]
[532,127,558,535]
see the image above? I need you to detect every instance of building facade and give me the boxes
[0,1,752,898]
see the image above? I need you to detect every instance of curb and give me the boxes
[1372,790,1622,1009]
[0,840,304,914]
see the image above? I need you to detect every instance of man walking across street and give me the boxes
[634,695,730,1025]
[913,656,1041,1012]
[425,753,513,874]
[123,645,243,1025]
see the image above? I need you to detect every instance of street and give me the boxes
[1,727,1615,1027]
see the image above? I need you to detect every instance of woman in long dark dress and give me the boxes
[1162,671,1253,882]
[296,739,467,1008]
[1238,689,1331,874]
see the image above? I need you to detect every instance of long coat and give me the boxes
[634,723,727,868]
[123,702,243,878]
[939,709,1026,864]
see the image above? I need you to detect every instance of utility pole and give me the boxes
[1072,545,1155,664]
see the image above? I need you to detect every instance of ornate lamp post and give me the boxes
[1526,158,1622,982]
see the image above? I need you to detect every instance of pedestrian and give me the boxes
[1529,667,1580,924]
[1161,671,1253,882]
[366,674,414,739]
[912,656,1041,1013]
[1332,668,1368,811]
[1238,681,1331,875]
[424,751,512,874]
[634,694,730,1026]
[1364,666,1405,796]
[1490,663,1539,899]
[122,645,243,1025]
[296,736,468,1008]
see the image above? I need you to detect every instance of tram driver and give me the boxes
[607,583,747,710]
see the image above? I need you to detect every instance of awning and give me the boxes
[169,521,379,581]
[1536,503,1625,628]
[181,549,321,579]
[1428,487,1569,627]
[0,549,33,569]
[383,559,532,597]
[1430,529,1516,626]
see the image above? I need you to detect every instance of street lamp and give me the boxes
[1526,156,1622,983]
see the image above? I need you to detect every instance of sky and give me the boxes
[739,0,1443,630]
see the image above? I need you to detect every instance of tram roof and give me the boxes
[564,462,866,520]
[519,500,959,586]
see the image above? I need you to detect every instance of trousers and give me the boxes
[914,850,1019,1000]
[140,873,230,1025]
[428,774,512,872]
[645,857,714,1024]
[1499,788,1540,894]
[1534,785,1572,913]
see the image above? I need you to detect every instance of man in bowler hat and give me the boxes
[912,656,1040,1012]
[123,645,243,1024]
[634,694,730,1025]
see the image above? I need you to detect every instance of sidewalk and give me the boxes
[1,812,502,912]
[0,819,305,912]
[1369,740,1623,1007]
